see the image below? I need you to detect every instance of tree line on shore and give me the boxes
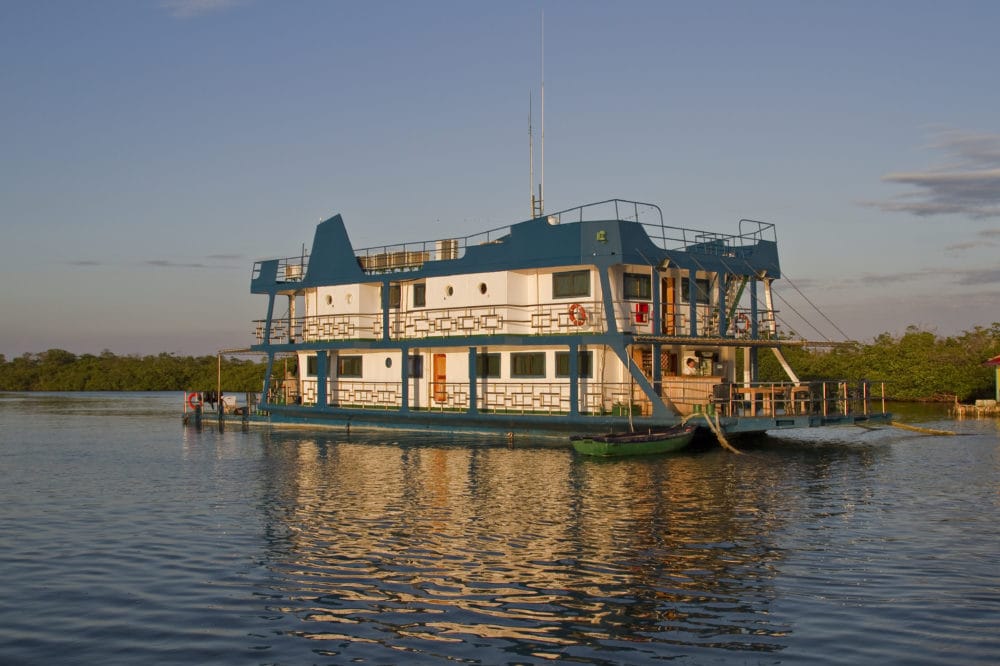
[757,324,1000,401]
[0,349,267,392]
[1,323,998,401]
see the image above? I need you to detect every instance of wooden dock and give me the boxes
[952,399,999,417]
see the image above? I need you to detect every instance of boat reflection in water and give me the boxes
[253,430,807,660]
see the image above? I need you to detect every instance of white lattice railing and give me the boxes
[295,380,648,415]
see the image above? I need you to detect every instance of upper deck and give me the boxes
[251,199,781,294]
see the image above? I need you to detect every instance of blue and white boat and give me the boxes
[244,199,888,438]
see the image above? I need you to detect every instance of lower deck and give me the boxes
[183,376,891,439]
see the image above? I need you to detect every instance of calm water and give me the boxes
[1,392,998,665]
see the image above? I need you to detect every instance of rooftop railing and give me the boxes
[252,199,778,280]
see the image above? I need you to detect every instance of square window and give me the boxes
[413,283,426,308]
[511,352,546,378]
[555,351,593,378]
[681,277,711,304]
[337,355,362,378]
[381,284,401,308]
[623,272,651,300]
[552,270,590,299]
[476,353,500,378]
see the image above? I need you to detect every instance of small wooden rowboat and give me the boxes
[570,423,698,457]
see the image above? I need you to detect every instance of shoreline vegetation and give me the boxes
[1,324,998,402]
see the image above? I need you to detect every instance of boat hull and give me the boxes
[570,424,697,457]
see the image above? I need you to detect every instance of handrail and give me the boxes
[253,199,778,276]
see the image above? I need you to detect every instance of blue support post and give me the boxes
[263,293,276,345]
[749,279,759,381]
[400,345,410,413]
[263,353,274,405]
[315,351,328,407]
[688,273,698,337]
[651,270,661,394]
[467,347,478,414]
[381,280,390,341]
[718,274,728,336]
[568,342,579,416]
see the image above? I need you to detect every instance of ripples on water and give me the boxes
[1,393,998,664]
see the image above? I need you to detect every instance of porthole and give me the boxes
[325,294,333,306]
[385,357,392,368]
[345,293,353,304]
[479,282,487,295]
[446,285,454,297]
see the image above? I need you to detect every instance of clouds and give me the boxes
[781,263,1000,292]
[946,228,1000,252]
[66,256,244,270]
[951,267,1000,286]
[865,129,1000,220]
[161,0,245,19]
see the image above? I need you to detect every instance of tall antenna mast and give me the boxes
[540,10,544,216]
[530,12,545,218]
[529,92,534,217]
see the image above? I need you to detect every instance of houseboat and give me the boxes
[241,199,888,437]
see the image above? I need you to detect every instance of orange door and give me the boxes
[432,353,447,403]
[662,277,676,335]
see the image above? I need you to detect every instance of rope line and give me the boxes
[890,421,957,436]
[682,412,742,454]
[778,272,852,341]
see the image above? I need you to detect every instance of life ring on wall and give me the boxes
[187,392,202,410]
[568,303,588,326]
[733,313,751,335]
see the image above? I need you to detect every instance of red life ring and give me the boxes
[568,303,588,326]
[187,392,202,410]
[734,313,751,335]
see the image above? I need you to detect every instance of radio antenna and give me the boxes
[530,12,545,218]
[529,92,534,217]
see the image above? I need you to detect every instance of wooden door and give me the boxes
[662,277,676,335]
[432,353,447,403]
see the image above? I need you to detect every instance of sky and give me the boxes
[2,0,999,358]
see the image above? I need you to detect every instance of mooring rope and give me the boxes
[683,412,743,454]
[889,421,957,436]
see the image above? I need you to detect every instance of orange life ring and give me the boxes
[187,392,202,410]
[734,313,751,335]
[568,303,588,326]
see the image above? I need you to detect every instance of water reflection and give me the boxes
[246,430,881,660]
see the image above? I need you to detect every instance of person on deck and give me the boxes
[683,357,699,376]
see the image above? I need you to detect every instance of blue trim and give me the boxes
[315,351,328,406]
[568,342,579,417]
[749,280,759,381]
[467,347,478,415]
[718,274,728,336]
[688,276,698,337]
[400,343,410,413]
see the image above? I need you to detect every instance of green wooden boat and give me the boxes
[570,423,698,457]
